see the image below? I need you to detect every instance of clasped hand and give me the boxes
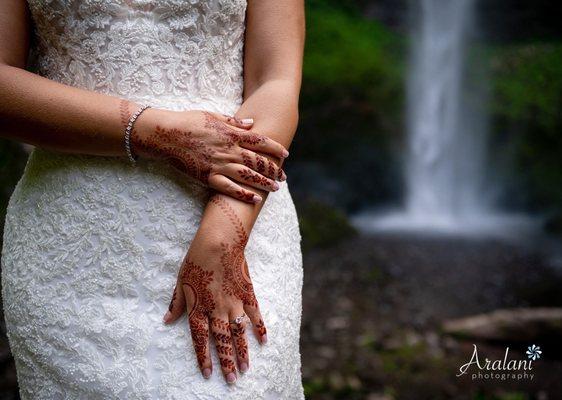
[163,195,267,385]
[131,106,288,204]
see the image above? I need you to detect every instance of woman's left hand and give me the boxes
[162,197,267,384]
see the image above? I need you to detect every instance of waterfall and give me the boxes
[406,0,487,222]
[352,0,538,235]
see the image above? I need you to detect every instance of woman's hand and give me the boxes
[127,100,288,204]
[163,195,267,384]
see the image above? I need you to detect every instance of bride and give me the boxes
[0,0,305,398]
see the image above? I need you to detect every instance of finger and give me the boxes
[210,315,238,384]
[218,113,254,130]
[188,312,213,379]
[208,173,262,204]
[163,281,186,324]
[240,151,287,181]
[221,164,279,192]
[241,262,268,344]
[229,309,250,373]
[237,132,289,160]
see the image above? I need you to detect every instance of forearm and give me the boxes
[198,79,299,240]
[0,64,142,156]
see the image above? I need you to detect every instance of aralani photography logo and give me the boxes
[456,344,542,381]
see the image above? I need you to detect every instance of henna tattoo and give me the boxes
[168,286,177,312]
[237,169,273,189]
[210,196,248,246]
[181,261,215,318]
[256,157,266,174]
[181,261,215,367]
[189,315,210,368]
[231,323,248,359]
[236,190,255,203]
[243,152,279,180]
[221,249,258,307]
[210,317,236,373]
[209,196,259,308]
[132,125,214,184]
[119,99,131,128]
[241,152,254,169]
[255,318,267,338]
[204,112,266,147]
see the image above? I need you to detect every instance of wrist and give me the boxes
[130,107,176,160]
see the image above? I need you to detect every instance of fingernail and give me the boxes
[240,362,248,373]
[282,149,289,158]
[252,195,262,204]
[163,311,171,323]
[272,182,280,191]
[203,368,212,379]
[226,372,237,383]
[281,172,287,182]
[261,334,268,344]
[241,118,254,125]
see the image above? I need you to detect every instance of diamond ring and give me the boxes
[230,313,247,325]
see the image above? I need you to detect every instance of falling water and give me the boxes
[353,0,537,235]
[406,0,486,221]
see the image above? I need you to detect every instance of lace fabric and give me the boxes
[1,1,304,398]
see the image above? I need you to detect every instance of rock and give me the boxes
[442,307,562,341]
[366,393,393,400]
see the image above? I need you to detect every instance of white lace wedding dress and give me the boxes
[1,1,304,399]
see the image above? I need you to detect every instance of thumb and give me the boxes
[163,282,186,324]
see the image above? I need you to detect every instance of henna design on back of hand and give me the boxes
[132,126,214,184]
[203,112,265,147]
[209,196,259,308]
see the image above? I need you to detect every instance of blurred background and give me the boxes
[1,0,562,399]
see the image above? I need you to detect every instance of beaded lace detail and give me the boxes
[1,1,304,398]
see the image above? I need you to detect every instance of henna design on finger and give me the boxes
[237,169,275,189]
[235,190,256,203]
[189,314,210,368]
[268,160,276,178]
[241,152,254,169]
[256,157,266,174]
[181,261,215,367]
[204,112,265,148]
[255,318,267,338]
[210,317,236,373]
[231,323,248,359]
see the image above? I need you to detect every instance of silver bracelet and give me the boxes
[124,104,151,165]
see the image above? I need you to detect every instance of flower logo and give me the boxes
[526,344,542,361]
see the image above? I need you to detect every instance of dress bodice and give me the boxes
[26,0,247,113]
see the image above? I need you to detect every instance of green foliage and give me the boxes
[297,200,357,251]
[293,2,406,210]
[304,0,403,90]
[491,43,562,209]
[493,44,562,128]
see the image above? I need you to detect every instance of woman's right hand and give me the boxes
[131,104,289,204]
